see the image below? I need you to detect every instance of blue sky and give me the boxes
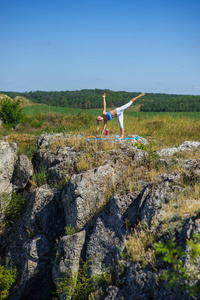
[0,0,199,95]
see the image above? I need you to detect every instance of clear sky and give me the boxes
[0,0,200,95]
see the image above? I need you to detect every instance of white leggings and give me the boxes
[116,100,133,128]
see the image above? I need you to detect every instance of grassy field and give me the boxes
[23,104,200,119]
[23,105,200,147]
[0,104,199,158]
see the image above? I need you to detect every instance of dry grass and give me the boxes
[125,221,156,268]
[5,133,37,158]
[105,114,200,150]
[160,183,200,228]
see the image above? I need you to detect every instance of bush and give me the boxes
[155,234,200,298]
[4,193,26,227]
[0,264,17,300]
[0,98,24,127]
[56,260,107,300]
[31,168,48,187]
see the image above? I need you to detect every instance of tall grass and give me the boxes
[0,106,199,154]
[23,106,200,147]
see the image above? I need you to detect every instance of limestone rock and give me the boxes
[35,134,83,183]
[61,163,118,230]
[0,141,17,220]
[104,286,119,299]
[131,135,149,145]
[86,193,140,279]
[52,230,86,300]
[117,262,190,300]
[138,173,182,223]
[3,134,200,300]
[108,144,148,167]
[6,184,65,300]
[13,154,34,191]
[157,141,200,157]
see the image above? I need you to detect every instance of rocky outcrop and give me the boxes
[5,184,65,300]
[157,141,200,157]
[86,193,140,279]
[1,135,200,300]
[62,163,118,230]
[52,230,86,300]
[34,134,84,183]
[0,141,17,220]
[13,154,34,191]
[0,141,17,194]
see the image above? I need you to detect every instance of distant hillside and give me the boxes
[1,89,200,111]
[0,93,12,101]
[0,94,40,108]
[13,96,37,107]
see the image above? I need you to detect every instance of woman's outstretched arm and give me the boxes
[103,93,106,114]
[101,121,107,138]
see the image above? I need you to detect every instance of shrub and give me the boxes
[134,141,148,151]
[155,233,200,298]
[0,264,17,300]
[56,260,107,300]
[65,226,78,236]
[4,193,26,227]
[31,168,48,187]
[0,98,24,127]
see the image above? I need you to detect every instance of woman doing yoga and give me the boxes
[96,92,145,139]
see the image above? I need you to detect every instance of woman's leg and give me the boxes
[116,100,133,131]
[116,100,133,114]
[116,94,145,138]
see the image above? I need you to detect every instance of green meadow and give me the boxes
[1,102,200,158]
[23,104,200,119]
[22,105,200,150]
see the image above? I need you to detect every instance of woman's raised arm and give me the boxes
[102,93,106,114]
[100,121,107,138]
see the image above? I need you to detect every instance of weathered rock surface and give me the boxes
[5,184,65,300]
[86,193,140,278]
[138,172,182,223]
[13,154,34,191]
[0,141,17,220]
[52,230,86,300]
[0,141,17,193]
[157,141,200,157]
[35,134,84,183]
[1,135,200,300]
[62,163,117,229]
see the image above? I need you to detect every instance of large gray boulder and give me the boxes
[6,184,65,300]
[86,192,140,279]
[115,261,190,300]
[61,163,118,230]
[52,230,86,300]
[138,173,183,224]
[0,141,17,193]
[13,154,34,191]
[157,141,200,157]
[0,141,17,220]
[35,134,84,183]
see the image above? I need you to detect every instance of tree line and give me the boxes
[1,89,200,111]
[140,94,200,112]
